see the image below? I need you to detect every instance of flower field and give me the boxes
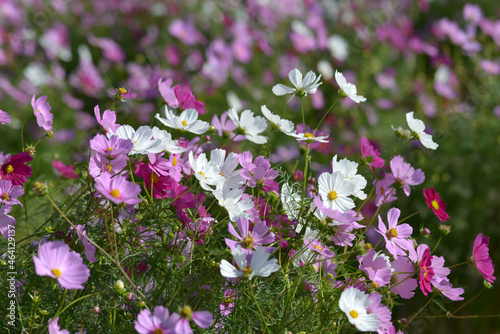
[0,1,499,333]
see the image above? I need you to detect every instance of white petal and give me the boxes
[288,68,303,88]
[272,84,295,96]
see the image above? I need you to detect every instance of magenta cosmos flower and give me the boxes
[33,241,90,289]
[360,137,384,171]
[32,95,53,131]
[416,244,434,296]
[94,173,142,205]
[471,233,496,283]
[0,151,33,186]
[52,161,78,179]
[134,305,180,334]
[375,208,414,258]
[0,110,10,124]
[423,188,449,222]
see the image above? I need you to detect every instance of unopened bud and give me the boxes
[92,306,100,314]
[422,227,431,236]
[439,224,451,235]
[33,181,49,196]
[114,280,125,292]
[125,292,136,302]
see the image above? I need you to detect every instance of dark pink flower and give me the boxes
[52,161,78,179]
[361,137,384,171]
[471,233,495,283]
[0,152,33,186]
[424,187,449,222]
[417,244,434,296]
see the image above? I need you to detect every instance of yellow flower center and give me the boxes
[372,282,379,289]
[36,109,41,113]
[1,193,9,201]
[5,165,14,173]
[51,268,62,277]
[423,266,429,278]
[110,189,120,198]
[153,329,163,334]
[349,310,359,318]
[118,87,127,95]
[152,173,159,184]
[181,120,188,127]
[387,228,398,239]
[328,190,338,201]
[314,245,323,251]
[242,266,253,279]
[105,147,113,153]
[181,305,193,320]
[304,132,315,139]
[431,200,439,211]
[172,156,177,166]
[380,187,385,195]
[242,235,254,249]
[106,163,112,173]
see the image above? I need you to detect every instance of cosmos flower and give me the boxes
[272,68,322,102]
[406,112,438,150]
[227,107,268,144]
[33,241,90,289]
[48,317,69,334]
[335,70,366,103]
[0,110,10,124]
[375,207,414,258]
[155,107,209,135]
[94,172,142,206]
[134,305,180,334]
[31,95,53,131]
[339,287,380,332]
[424,187,450,222]
[220,246,280,280]
[0,151,33,186]
[471,233,496,283]
[318,171,356,213]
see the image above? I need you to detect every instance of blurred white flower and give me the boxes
[335,70,366,103]
[155,107,209,134]
[272,68,322,102]
[405,112,438,150]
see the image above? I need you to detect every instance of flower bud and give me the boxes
[33,181,49,196]
[92,306,101,314]
[125,292,136,302]
[422,227,431,236]
[114,280,125,292]
[439,224,451,235]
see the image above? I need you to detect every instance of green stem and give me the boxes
[403,295,434,331]
[250,284,270,333]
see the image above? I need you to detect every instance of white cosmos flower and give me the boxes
[272,68,322,102]
[220,246,280,280]
[339,287,380,332]
[189,151,224,191]
[227,107,268,144]
[155,107,209,134]
[291,131,329,143]
[331,155,367,200]
[210,149,244,189]
[318,171,356,213]
[111,125,164,155]
[405,111,438,150]
[151,127,186,154]
[213,183,254,222]
[261,105,295,135]
[335,70,366,103]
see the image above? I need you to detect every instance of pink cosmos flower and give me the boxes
[211,111,236,138]
[48,317,69,334]
[89,154,128,178]
[89,134,133,158]
[0,151,33,186]
[471,233,496,283]
[225,217,275,254]
[158,78,205,114]
[424,188,449,222]
[374,175,398,207]
[386,156,425,197]
[238,153,279,192]
[0,180,24,210]
[431,277,464,301]
[31,95,53,131]
[390,257,417,299]
[94,173,142,206]
[358,249,393,287]
[375,208,414,258]
[360,137,384,171]
[367,292,393,334]
[176,306,213,333]
[33,241,90,289]
[94,105,120,133]
[0,206,15,239]
[134,305,180,334]
[74,224,97,263]
[0,110,10,124]
[52,161,78,179]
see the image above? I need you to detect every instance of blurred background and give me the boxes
[1,0,499,332]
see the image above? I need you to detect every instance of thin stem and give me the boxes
[313,96,339,135]
[250,284,270,333]
[451,287,485,315]
[403,295,434,330]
